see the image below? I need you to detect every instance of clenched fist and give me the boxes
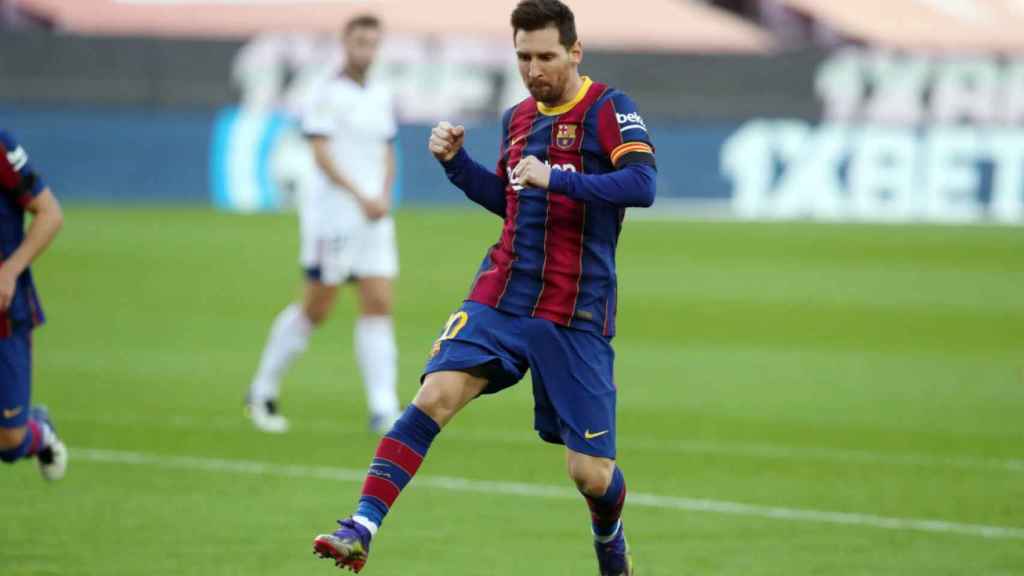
[428,121,466,162]
[511,155,552,190]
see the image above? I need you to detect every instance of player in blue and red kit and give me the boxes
[313,1,653,573]
[0,129,66,480]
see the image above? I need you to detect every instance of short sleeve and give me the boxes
[301,82,336,137]
[595,91,656,169]
[0,131,47,207]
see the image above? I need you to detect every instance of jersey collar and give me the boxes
[537,76,592,116]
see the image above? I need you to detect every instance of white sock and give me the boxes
[250,303,313,401]
[352,515,379,536]
[355,315,400,417]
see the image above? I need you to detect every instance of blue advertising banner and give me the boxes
[5,103,1023,224]
[2,106,215,203]
[207,109,736,212]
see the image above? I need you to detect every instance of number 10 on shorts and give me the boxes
[430,311,468,357]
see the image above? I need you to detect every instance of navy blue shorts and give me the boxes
[424,301,617,459]
[0,331,32,429]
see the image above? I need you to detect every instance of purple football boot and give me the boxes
[313,518,373,573]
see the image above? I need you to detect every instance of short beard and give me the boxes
[345,61,371,78]
[528,83,560,106]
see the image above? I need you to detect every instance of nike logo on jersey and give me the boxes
[584,429,609,440]
[2,406,24,420]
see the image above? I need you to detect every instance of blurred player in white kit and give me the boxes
[247,14,401,435]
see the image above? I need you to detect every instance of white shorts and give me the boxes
[299,214,398,285]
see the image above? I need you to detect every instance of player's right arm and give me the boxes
[308,135,387,220]
[430,122,507,218]
[0,134,63,312]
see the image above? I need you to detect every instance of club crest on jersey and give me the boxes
[554,124,579,150]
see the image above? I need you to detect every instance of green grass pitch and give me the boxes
[2,206,1023,575]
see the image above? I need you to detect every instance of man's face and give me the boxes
[514,26,581,105]
[344,25,382,73]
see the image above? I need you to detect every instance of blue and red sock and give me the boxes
[0,418,44,464]
[354,405,440,532]
[585,466,627,540]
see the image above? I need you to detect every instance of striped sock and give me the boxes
[0,418,44,463]
[354,405,440,531]
[585,466,627,540]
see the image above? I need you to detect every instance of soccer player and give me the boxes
[247,14,402,435]
[313,1,654,574]
[0,129,67,480]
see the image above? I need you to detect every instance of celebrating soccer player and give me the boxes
[0,130,67,480]
[246,15,402,435]
[314,1,654,574]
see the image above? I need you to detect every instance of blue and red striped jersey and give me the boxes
[0,130,48,337]
[450,77,656,337]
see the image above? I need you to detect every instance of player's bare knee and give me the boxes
[301,296,332,326]
[360,297,391,317]
[359,288,391,316]
[573,467,613,497]
[567,452,615,497]
[302,282,337,326]
[411,378,456,425]
[304,305,330,327]
[412,380,466,426]
[358,279,392,316]
[413,372,485,427]
[0,426,27,450]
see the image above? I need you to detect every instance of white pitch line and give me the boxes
[56,414,1024,474]
[75,448,1024,541]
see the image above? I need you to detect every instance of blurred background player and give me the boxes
[246,14,401,435]
[0,129,66,480]
[313,1,654,574]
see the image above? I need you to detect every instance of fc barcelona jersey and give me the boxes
[466,77,656,338]
[0,130,47,337]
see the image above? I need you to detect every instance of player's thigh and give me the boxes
[0,332,32,443]
[351,217,398,286]
[526,321,617,460]
[354,276,392,316]
[423,301,529,397]
[414,370,489,428]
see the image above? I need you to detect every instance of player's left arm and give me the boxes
[513,91,656,208]
[0,137,63,312]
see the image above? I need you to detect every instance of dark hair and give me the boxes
[344,14,382,36]
[510,0,577,50]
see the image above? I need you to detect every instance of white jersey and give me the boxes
[297,73,400,284]
[301,73,397,213]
